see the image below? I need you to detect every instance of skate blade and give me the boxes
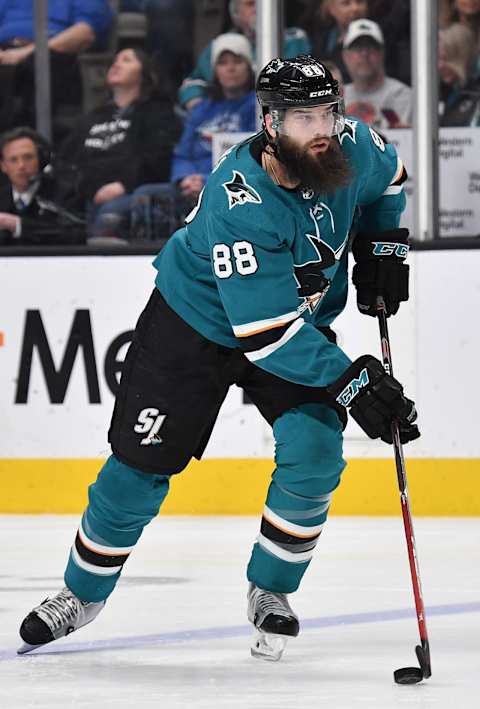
[17,640,50,655]
[250,630,288,662]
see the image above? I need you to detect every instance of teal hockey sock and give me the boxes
[247,403,346,593]
[65,455,170,602]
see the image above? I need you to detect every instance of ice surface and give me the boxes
[0,515,478,708]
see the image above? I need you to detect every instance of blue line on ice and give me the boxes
[2,601,479,662]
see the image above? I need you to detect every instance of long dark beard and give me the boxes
[276,134,353,194]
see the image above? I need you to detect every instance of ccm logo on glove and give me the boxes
[327,355,420,445]
[372,242,409,258]
[352,228,410,318]
[335,368,369,406]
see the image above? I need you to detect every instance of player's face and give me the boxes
[327,0,369,29]
[280,104,340,150]
[107,49,143,89]
[276,130,352,194]
[1,138,40,192]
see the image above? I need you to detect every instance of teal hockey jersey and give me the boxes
[154,118,406,389]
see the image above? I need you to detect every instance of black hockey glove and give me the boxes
[327,355,420,444]
[352,228,410,317]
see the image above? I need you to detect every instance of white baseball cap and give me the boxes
[343,19,384,49]
[211,33,253,67]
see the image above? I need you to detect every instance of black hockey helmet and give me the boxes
[256,55,345,145]
[256,55,342,110]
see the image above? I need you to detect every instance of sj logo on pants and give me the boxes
[134,408,166,446]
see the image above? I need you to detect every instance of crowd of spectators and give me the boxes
[0,0,478,247]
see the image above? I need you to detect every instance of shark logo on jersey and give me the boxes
[293,205,349,314]
[222,171,262,210]
[296,267,331,315]
[337,118,358,146]
[305,204,349,264]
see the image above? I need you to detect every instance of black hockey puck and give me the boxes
[393,667,424,684]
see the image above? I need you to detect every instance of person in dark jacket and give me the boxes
[59,47,182,243]
[0,126,85,246]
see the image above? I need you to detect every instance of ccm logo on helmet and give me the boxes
[309,89,333,98]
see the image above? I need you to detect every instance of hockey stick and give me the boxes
[376,297,432,683]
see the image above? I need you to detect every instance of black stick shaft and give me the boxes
[376,299,431,677]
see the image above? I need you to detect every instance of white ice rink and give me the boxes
[0,515,478,709]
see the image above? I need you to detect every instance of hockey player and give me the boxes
[18,55,419,661]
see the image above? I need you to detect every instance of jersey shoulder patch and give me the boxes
[339,118,388,160]
[338,118,358,146]
[222,170,262,210]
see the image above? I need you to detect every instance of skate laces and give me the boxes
[255,589,293,618]
[36,589,82,631]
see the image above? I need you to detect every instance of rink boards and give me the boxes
[0,254,479,514]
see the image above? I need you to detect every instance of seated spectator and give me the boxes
[439,23,480,126]
[440,0,480,76]
[342,19,412,128]
[299,0,368,82]
[59,47,182,244]
[0,0,113,132]
[128,32,257,242]
[179,0,311,110]
[172,33,256,211]
[0,127,85,246]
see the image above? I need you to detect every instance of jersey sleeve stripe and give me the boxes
[232,310,299,337]
[382,157,407,195]
[245,318,305,362]
[391,157,404,184]
[382,184,404,196]
[237,321,292,353]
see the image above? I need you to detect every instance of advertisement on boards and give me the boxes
[0,256,416,460]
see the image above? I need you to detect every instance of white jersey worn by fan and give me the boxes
[344,76,413,129]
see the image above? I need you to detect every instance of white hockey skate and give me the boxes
[247,583,299,662]
[18,587,105,654]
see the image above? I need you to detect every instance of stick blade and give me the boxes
[415,643,432,678]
